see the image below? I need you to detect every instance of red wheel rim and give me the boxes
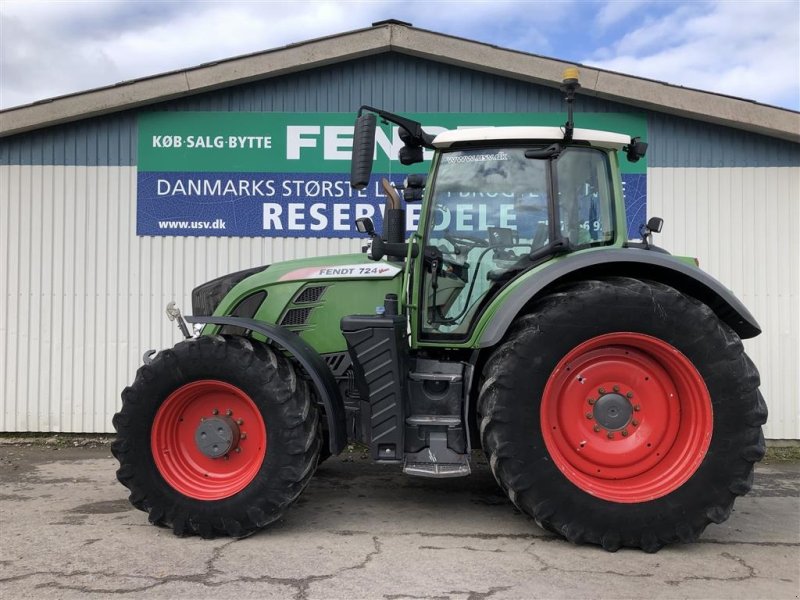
[151,380,267,500]
[541,333,712,503]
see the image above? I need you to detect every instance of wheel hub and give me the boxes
[195,415,241,459]
[151,380,266,500]
[541,333,713,503]
[593,392,633,431]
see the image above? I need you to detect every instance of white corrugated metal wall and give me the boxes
[0,165,362,432]
[649,167,800,440]
[1,163,798,438]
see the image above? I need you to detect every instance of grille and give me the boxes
[322,352,351,376]
[295,285,327,304]
[232,290,267,318]
[219,291,267,336]
[280,307,312,327]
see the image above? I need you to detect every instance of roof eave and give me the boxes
[0,26,389,138]
[387,26,800,144]
[1,23,798,143]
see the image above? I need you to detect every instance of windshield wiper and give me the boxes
[525,144,563,159]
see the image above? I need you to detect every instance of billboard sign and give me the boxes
[137,112,647,238]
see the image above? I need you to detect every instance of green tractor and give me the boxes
[113,69,766,552]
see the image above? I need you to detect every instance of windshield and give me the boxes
[421,145,615,336]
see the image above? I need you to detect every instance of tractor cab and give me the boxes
[416,130,624,339]
[339,72,652,476]
[349,71,646,345]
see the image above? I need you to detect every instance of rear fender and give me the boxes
[185,315,347,455]
[477,249,761,348]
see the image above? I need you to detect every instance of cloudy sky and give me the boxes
[1,0,798,111]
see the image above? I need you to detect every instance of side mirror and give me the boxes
[350,112,377,190]
[639,216,664,249]
[355,217,376,236]
[625,137,648,163]
[646,216,663,234]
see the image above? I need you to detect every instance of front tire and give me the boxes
[112,335,321,538]
[478,277,767,552]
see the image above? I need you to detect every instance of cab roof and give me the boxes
[432,126,632,150]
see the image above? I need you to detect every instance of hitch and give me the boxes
[166,301,192,339]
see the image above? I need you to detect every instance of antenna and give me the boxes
[561,67,581,143]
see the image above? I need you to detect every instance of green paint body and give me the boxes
[205,142,697,355]
[198,122,694,354]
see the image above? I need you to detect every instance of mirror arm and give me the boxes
[368,238,419,262]
[358,105,436,148]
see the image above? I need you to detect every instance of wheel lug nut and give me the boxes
[585,412,593,419]
[212,408,219,415]
[627,392,634,399]
[587,397,595,405]
[622,429,629,437]
[235,447,241,453]
[240,432,247,440]
[226,409,233,416]
[613,385,620,392]
[598,387,606,394]
[632,419,639,426]
[593,425,601,432]
[634,404,641,411]
[607,432,614,439]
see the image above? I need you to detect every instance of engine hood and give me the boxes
[207,253,405,355]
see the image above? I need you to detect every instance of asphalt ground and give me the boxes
[0,440,798,600]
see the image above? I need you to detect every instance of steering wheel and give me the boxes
[444,231,488,252]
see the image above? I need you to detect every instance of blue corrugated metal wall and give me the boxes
[2,53,798,167]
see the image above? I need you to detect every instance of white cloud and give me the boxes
[0,0,579,109]
[583,1,800,108]
[0,11,123,107]
[595,0,648,29]
[1,0,797,110]
[0,1,387,108]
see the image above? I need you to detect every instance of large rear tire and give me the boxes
[112,335,321,538]
[478,277,767,552]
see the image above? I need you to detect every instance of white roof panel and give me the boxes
[432,126,632,149]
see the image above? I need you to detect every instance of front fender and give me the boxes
[185,315,347,456]
[477,249,761,347]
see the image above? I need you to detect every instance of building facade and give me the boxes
[1,23,798,438]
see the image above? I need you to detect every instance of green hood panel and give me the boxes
[213,253,404,355]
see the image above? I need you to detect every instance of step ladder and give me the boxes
[402,415,471,477]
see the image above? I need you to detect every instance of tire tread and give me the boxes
[478,277,766,551]
[113,335,321,539]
